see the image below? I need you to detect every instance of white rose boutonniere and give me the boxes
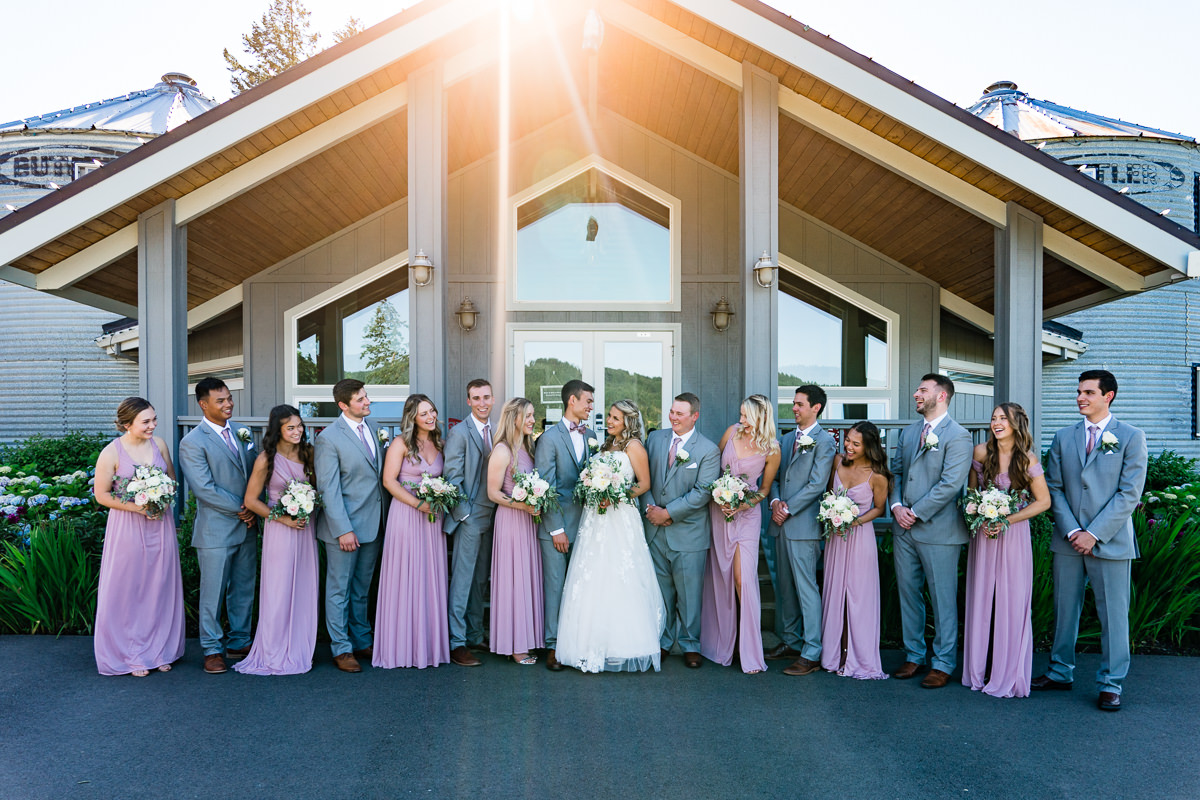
[378,428,391,444]
[921,432,940,453]
[587,438,600,452]
[796,434,815,454]
[1099,431,1119,454]
[675,448,691,465]
[236,427,252,443]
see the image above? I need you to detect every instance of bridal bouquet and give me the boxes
[573,452,631,514]
[512,469,559,524]
[406,473,464,523]
[703,467,763,522]
[268,479,319,525]
[818,487,861,538]
[962,485,1026,538]
[113,464,177,519]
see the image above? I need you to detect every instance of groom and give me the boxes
[535,379,597,672]
[1035,370,1147,711]
[643,392,720,668]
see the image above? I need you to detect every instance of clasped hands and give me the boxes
[1069,529,1097,556]
[644,504,672,527]
[892,505,918,530]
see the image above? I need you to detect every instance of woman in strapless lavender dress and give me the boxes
[963,403,1050,698]
[820,421,891,680]
[92,397,185,677]
[487,398,544,665]
[234,405,319,676]
[701,394,780,674]
[374,394,451,669]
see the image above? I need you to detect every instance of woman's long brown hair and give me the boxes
[980,402,1034,494]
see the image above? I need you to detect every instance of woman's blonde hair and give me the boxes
[603,399,643,451]
[738,394,780,455]
[495,397,536,471]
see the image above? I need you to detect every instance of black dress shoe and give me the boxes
[660,648,670,661]
[1098,691,1121,712]
[765,643,802,660]
[684,652,702,669]
[1031,674,1073,691]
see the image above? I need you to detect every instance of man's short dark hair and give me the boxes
[333,378,365,407]
[561,379,595,406]
[466,378,492,395]
[1079,369,1118,401]
[921,373,955,402]
[674,392,700,415]
[796,384,826,415]
[195,377,228,403]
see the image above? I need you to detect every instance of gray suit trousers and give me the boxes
[540,537,570,648]
[648,535,706,653]
[195,538,257,655]
[780,537,823,661]
[448,514,493,649]
[323,538,381,655]
[893,529,960,672]
[1048,552,1131,693]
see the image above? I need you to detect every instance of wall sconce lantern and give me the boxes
[410,249,434,287]
[753,250,777,288]
[710,296,735,333]
[456,297,480,332]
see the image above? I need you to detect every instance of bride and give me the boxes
[556,399,666,673]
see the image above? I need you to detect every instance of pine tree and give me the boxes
[223,0,322,95]
[360,299,409,385]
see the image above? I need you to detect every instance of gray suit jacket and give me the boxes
[179,421,256,549]
[889,416,973,545]
[314,417,385,545]
[1045,417,1147,561]
[534,420,597,542]
[768,424,837,541]
[642,427,721,552]
[442,416,495,535]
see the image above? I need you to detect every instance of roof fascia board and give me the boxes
[1045,288,1121,319]
[187,285,243,330]
[0,264,35,288]
[940,289,994,332]
[51,286,138,317]
[1040,227,1147,293]
[607,1,742,89]
[35,225,138,290]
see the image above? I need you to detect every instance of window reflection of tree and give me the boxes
[295,271,409,386]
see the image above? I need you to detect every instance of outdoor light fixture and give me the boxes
[583,9,605,52]
[710,296,735,332]
[410,249,434,287]
[753,250,777,288]
[456,297,480,332]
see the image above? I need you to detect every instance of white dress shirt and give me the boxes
[342,413,375,459]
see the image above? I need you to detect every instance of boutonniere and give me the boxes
[236,427,252,444]
[587,438,600,452]
[378,428,391,444]
[675,448,691,465]
[921,432,940,453]
[1099,431,1119,454]
[796,434,815,454]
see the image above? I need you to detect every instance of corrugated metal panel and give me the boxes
[1042,280,1200,458]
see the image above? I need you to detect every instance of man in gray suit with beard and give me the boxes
[442,378,496,667]
[1034,370,1147,712]
[643,392,720,668]
[889,373,973,689]
[315,378,385,673]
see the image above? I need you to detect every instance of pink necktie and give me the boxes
[793,432,803,455]
[668,436,681,464]
[357,423,374,458]
[482,423,492,454]
[222,428,239,456]
[1086,424,1098,455]
[919,423,931,449]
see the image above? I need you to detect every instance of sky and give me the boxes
[2,0,1198,137]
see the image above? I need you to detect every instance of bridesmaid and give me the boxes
[487,398,544,665]
[820,422,890,680]
[700,394,780,674]
[374,394,450,669]
[92,397,185,677]
[963,403,1050,698]
[233,405,319,675]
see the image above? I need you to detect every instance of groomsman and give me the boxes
[535,379,597,671]
[1035,370,1147,711]
[315,379,385,673]
[442,378,496,667]
[889,373,973,688]
[643,393,720,668]
[178,377,258,675]
[767,385,836,676]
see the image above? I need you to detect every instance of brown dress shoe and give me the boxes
[353,647,373,661]
[225,645,251,659]
[1098,691,1121,712]
[892,661,923,680]
[545,649,563,671]
[203,654,227,674]
[467,641,489,653]
[783,657,821,676]
[920,669,951,689]
[333,653,362,673]
[450,646,482,667]
[765,643,802,660]
[1031,674,1073,691]
[684,652,702,669]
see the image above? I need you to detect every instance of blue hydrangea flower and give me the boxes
[28,494,50,506]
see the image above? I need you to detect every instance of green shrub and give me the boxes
[0,521,99,635]
[0,431,110,477]
[1145,450,1200,492]
[1129,509,1200,650]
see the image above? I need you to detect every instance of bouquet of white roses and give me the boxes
[703,467,763,522]
[818,487,861,538]
[269,479,319,525]
[573,452,631,515]
[113,464,177,519]
[512,469,559,524]
[962,485,1026,537]
[406,472,463,523]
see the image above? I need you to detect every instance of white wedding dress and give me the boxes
[556,450,666,673]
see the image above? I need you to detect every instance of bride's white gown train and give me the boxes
[556,450,666,673]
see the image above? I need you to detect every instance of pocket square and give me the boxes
[685,463,698,469]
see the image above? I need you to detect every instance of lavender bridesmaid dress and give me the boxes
[489,448,544,656]
[93,439,185,675]
[820,474,887,679]
[700,438,767,673]
[962,461,1037,698]
[373,450,450,669]
[233,455,318,675]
